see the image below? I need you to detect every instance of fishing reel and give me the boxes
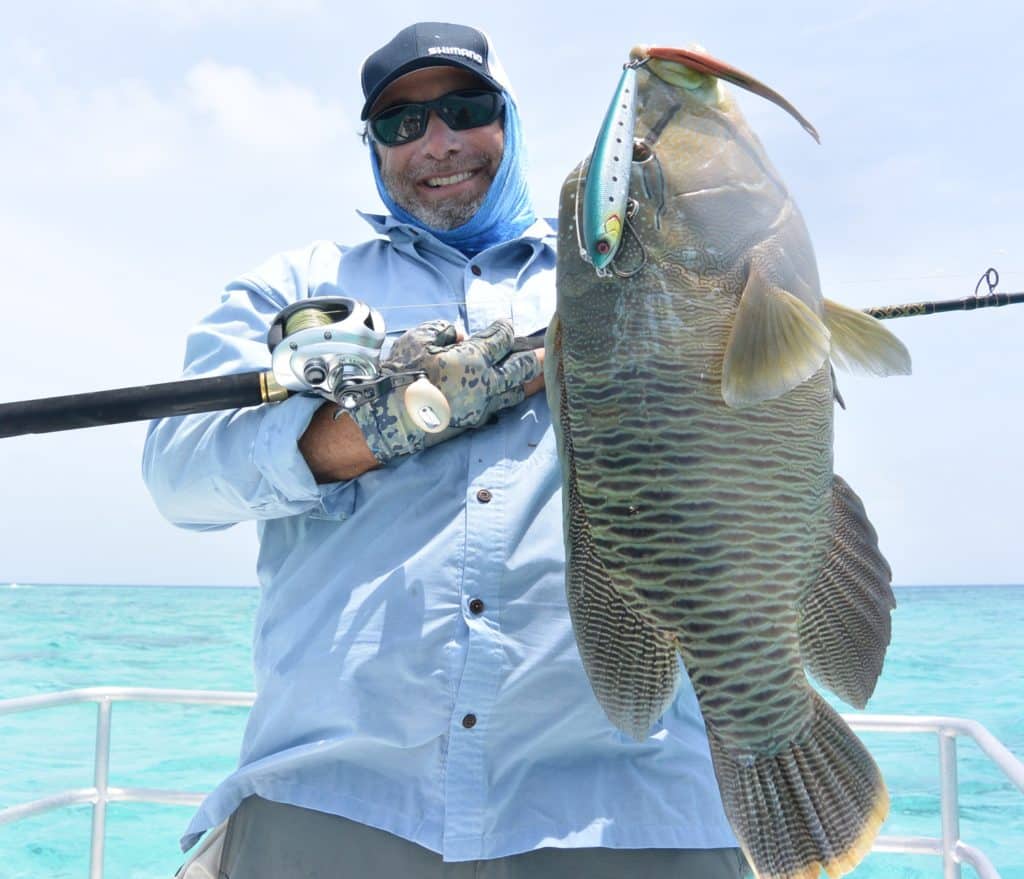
[267,297,450,433]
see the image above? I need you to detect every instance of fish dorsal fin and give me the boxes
[799,474,896,709]
[823,298,913,377]
[722,266,831,408]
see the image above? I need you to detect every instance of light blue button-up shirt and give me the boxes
[143,213,735,860]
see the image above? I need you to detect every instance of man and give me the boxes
[144,21,744,879]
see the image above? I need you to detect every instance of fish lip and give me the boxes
[633,44,820,143]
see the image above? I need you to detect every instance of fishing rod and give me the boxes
[0,270,1018,439]
[864,268,1024,320]
[0,297,451,440]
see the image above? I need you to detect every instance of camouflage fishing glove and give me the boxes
[347,318,541,464]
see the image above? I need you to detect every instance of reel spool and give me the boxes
[268,297,386,395]
[267,297,449,434]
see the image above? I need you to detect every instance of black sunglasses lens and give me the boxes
[438,91,503,130]
[370,104,426,146]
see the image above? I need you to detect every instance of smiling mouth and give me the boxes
[423,170,477,188]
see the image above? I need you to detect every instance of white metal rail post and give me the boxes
[846,714,1024,879]
[0,687,256,879]
[0,691,1023,879]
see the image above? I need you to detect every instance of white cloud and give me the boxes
[110,0,322,28]
[0,76,188,184]
[185,60,347,152]
[0,56,352,196]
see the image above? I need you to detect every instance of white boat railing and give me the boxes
[0,689,1022,879]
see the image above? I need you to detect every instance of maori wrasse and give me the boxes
[545,44,912,879]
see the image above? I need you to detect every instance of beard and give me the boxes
[379,154,499,231]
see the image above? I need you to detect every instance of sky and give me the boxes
[1,0,1022,586]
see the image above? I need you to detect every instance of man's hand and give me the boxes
[384,319,541,428]
[299,319,544,480]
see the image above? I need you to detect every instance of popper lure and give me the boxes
[579,61,642,274]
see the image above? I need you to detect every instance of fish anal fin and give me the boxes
[823,298,912,377]
[799,474,896,708]
[722,266,831,408]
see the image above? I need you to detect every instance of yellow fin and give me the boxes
[823,298,912,377]
[722,267,830,408]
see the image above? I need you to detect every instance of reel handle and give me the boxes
[403,377,451,433]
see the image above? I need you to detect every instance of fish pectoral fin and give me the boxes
[722,266,831,408]
[799,475,896,708]
[823,298,913,377]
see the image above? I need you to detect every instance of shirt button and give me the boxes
[470,264,482,276]
[469,598,485,615]
[476,489,492,504]
[462,713,477,729]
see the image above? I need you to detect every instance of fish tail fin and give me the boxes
[707,691,888,879]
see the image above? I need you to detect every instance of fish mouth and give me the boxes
[630,44,820,143]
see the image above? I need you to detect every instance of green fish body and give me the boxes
[546,48,911,879]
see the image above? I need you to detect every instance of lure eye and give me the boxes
[596,239,611,255]
[632,140,653,163]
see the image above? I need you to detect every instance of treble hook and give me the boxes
[610,211,647,278]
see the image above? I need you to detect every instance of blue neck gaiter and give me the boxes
[370,92,536,256]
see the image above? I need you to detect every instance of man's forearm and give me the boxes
[299,403,381,483]
[299,331,547,484]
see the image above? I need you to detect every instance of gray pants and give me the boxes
[219,796,749,878]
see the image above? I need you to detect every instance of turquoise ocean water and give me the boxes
[0,583,1021,879]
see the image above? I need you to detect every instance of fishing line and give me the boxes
[365,268,1024,319]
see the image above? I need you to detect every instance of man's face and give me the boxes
[371,66,505,230]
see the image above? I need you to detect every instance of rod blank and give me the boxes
[0,372,273,438]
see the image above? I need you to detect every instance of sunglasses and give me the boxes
[369,89,505,147]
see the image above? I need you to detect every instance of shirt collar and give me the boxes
[357,211,556,253]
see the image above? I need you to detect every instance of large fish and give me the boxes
[545,45,912,879]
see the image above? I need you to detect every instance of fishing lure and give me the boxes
[580,60,642,274]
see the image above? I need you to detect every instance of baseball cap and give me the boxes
[360,22,512,120]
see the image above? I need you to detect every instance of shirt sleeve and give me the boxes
[142,248,355,530]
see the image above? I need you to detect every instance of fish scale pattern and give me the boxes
[551,319,682,740]
[561,284,832,751]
